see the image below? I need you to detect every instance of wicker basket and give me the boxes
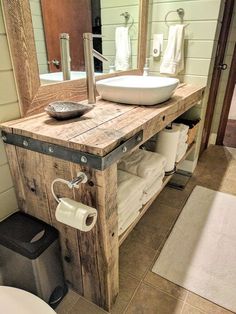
[187,122,200,145]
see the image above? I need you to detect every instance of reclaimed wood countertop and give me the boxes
[1,84,205,157]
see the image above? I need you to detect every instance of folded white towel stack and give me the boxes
[117,170,145,236]
[142,170,165,204]
[173,123,189,162]
[117,149,167,235]
[115,27,131,71]
[160,24,185,75]
[118,149,167,179]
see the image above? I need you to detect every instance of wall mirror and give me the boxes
[2,0,148,116]
[30,0,141,85]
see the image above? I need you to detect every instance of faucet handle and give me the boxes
[92,34,103,38]
[83,33,103,40]
[93,49,108,62]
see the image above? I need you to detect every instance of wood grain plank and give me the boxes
[41,155,84,293]
[70,164,119,311]
[70,86,205,155]
[2,101,136,148]
[1,85,205,157]
[2,0,39,116]
[14,147,52,223]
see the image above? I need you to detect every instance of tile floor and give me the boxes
[56,145,236,314]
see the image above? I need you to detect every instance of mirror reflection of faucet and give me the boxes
[83,33,109,104]
[60,33,71,81]
[143,58,150,76]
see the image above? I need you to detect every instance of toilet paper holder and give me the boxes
[51,172,88,203]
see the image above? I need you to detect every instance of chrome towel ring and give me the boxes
[165,8,187,27]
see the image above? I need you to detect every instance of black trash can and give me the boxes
[0,212,67,307]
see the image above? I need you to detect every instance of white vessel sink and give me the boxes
[96,75,179,105]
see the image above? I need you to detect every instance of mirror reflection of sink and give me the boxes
[96,75,179,105]
[40,71,103,84]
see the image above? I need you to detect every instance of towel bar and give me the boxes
[165,8,188,27]
[120,11,134,29]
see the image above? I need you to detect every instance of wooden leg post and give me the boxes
[72,164,119,311]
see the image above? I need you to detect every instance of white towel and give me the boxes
[115,27,131,71]
[142,171,165,204]
[118,210,140,236]
[118,200,142,224]
[179,134,188,143]
[160,24,185,75]
[173,123,189,138]
[117,170,144,212]
[118,149,167,179]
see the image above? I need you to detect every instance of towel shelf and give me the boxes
[118,142,196,246]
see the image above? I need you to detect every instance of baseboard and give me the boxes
[208,132,217,146]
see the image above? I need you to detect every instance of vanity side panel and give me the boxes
[14,147,52,223]
[41,155,84,294]
[4,142,119,310]
[71,163,119,310]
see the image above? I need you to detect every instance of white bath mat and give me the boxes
[152,185,236,312]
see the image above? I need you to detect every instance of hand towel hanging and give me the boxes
[115,27,131,71]
[160,24,185,75]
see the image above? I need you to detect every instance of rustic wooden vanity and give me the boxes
[0,84,204,311]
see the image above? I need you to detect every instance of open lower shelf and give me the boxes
[118,142,196,246]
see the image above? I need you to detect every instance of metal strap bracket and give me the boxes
[1,130,143,171]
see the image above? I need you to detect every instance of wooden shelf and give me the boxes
[118,142,196,246]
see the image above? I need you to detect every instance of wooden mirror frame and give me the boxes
[2,0,149,117]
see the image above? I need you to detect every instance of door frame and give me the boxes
[216,43,236,145]
[199,0,235,154]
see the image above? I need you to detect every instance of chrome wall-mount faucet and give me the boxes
[83,33,108,104]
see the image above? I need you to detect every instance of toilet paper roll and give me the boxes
[155,125,180,173]
[55,198,97,232]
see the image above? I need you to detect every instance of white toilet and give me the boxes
[0,286,56,314]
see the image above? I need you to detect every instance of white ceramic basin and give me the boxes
[96,75,179,105]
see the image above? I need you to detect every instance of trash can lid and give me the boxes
[0,212,58,259]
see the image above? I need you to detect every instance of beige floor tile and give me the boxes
[137,201,182,231]
[56,290,80,314]
[225,147,236,159]
[111,272,140,314]
[157,187,189,210]
[219,178,236,195]
[69,297,108,314]
[224,161,236,181]
[144,271,187,301]
[125,283,184,314]
[128,224,165,251]
[181,303,204,314]
[119,237,156,279]
[186,293,234,314]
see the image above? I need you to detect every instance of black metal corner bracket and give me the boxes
[1,130,143,171]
